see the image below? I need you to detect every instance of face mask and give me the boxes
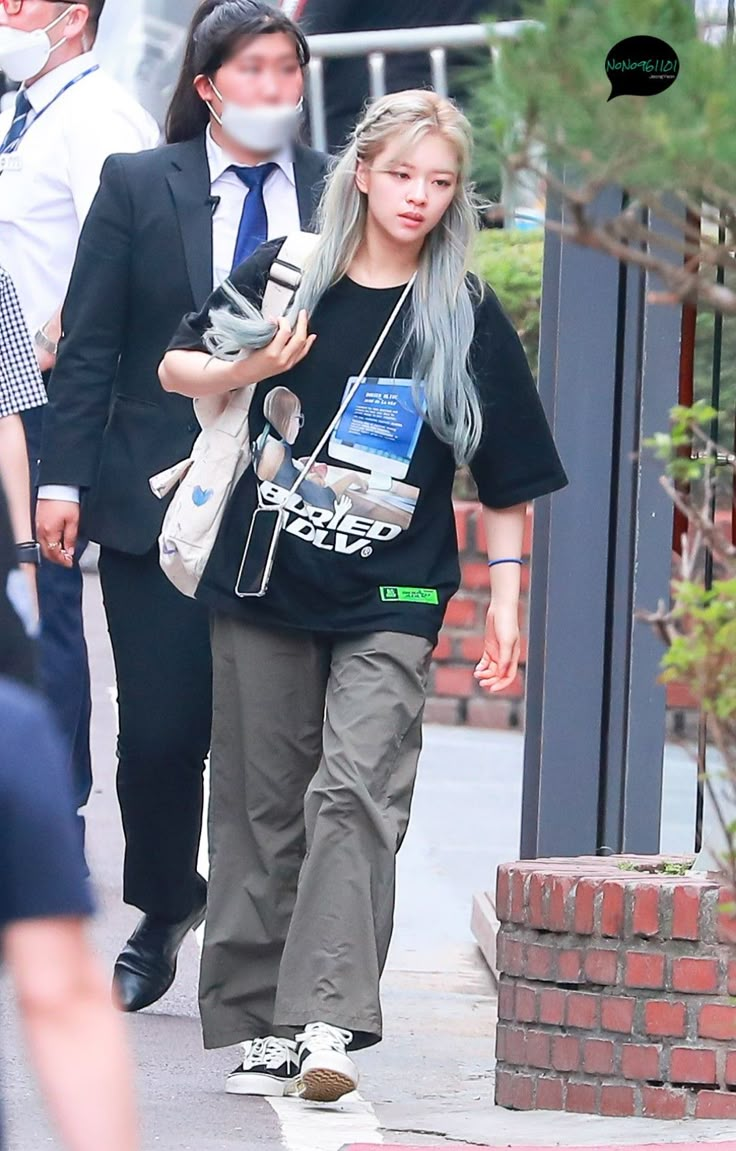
[208,80,302,153]
[0,9,71,83]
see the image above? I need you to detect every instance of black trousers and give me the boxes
[98,545,212,922]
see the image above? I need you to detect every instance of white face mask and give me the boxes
[0,9,72,84]
[208,80,302,154]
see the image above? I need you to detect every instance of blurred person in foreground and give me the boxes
[0,482,138,1151]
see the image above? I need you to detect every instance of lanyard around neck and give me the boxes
[1,64,99,156]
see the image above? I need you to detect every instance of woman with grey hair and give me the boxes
[160,88,568,1102]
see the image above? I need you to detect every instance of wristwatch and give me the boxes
[34,325,58,357]
[16,541,41,567]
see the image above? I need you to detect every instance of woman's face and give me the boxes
[197,31,303,110]
[355,131,460,250]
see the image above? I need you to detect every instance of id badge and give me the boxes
[328,377,425,481]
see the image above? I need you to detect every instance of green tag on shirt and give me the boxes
[380,586,439,605]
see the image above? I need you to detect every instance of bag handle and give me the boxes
[272,272,416,506]
[196,231,321,438]
[262,231,320,318]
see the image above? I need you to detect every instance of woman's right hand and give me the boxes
[234,309,316,386]
[37,499,79,567]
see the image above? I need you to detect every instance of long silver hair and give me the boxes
[206,88,486,465]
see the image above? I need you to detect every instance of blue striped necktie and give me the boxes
[0,89,32,155]
[230,162,278,272]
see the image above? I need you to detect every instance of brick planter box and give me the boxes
[495,856,736,1119]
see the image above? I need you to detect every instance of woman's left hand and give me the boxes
[474,601,521,694]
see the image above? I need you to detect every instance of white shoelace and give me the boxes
[241,1036,296,1070]
[295,1022,354,1053]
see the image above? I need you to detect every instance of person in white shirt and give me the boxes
[36,0,329,1018]
[0,0,159,852]
[0,0,160,364]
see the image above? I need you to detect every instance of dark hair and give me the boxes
[165,0,309,145]
[81,0,105,35]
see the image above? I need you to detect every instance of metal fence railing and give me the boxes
[303,21,541,154]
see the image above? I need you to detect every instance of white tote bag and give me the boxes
[149,231,319,598]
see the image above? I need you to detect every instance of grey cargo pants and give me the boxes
[199,615,434,1051]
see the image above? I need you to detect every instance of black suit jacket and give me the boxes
[39,134,330,555]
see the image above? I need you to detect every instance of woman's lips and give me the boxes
[398,213,425,227]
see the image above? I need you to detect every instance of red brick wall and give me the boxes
[495,856,736,1119]
[426,502,697,729]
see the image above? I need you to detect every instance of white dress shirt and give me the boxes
[2,53,159,505]
[205,125,301,288]
[0,52,160,338]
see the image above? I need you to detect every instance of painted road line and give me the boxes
[194,760,211,950]
[345,1146,736,1151]
[268,1094,384,1151]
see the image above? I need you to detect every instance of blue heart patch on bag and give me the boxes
[192,486,214,507]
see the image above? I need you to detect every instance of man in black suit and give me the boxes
[37,0,330,1013]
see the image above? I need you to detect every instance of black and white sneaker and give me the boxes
[226,1037,300,1096]
[293,1022,359,1103]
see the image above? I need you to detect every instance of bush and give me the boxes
[473,227,544,373]
[455,226,545,499]
[468,228,735,452]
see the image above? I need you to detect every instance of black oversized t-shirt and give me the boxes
[167,237,569,643]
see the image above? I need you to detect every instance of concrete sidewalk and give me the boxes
[2,573,735,1149]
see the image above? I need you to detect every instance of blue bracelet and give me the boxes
[487,558,525,568]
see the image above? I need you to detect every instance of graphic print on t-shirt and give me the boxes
[252,381,422,558]
[329,376,426,480]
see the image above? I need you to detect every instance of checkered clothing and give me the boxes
[0,264,46,418]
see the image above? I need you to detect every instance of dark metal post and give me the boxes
[522,183,683,858]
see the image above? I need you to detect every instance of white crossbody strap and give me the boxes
[279,272,416,504]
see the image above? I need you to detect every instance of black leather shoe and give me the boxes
[113,892,207,1013]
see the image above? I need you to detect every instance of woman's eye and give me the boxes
[435,179,452,188]
[391,171,410,180]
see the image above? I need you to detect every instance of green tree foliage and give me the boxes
[475,0,727,196]
[467,0,736,314]
[466,3,736,885]
[473,227,544,371]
